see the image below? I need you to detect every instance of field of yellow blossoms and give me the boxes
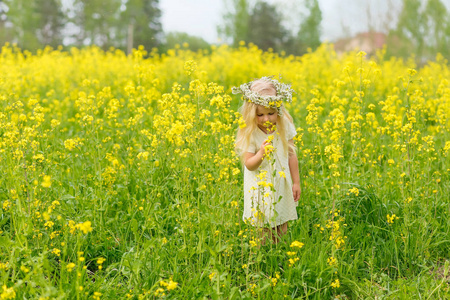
[0,42,449,299]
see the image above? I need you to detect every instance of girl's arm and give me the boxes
[288,139,301,201]
[243,140,270,171]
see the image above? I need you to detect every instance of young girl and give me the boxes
[233,76,301,243]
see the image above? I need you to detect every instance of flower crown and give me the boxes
[232,76,295,115]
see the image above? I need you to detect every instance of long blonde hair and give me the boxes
[235,79,296,159]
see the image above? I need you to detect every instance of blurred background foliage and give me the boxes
[0,0,449,62]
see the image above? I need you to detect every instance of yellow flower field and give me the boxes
[0,42,449,298]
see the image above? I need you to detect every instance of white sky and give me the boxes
[160,0,450,43]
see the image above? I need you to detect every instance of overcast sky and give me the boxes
[160,0,450,43]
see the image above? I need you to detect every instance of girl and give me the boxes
[233,76,301,243]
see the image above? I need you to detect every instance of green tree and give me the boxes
[35,0,65,47]
[71,0,122,48]
[1,0,64,50]
[388,0,425,60]
[218,0,250,46]
[247,1,289,52]
[388,0,450,61]
[0,1,10,44]
[1,0,37,49]
[297,0,322,54]
[423,0,450,58]
[121,0,162,52]
[69,0,162,51]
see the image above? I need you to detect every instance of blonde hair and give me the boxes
[235,79,296,159]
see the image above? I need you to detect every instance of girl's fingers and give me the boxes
[293,188,301,201]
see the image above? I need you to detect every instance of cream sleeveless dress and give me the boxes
[242,122,298,227]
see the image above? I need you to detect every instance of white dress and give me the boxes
[242,122,298,227]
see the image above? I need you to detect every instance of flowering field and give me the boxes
[0,43,449,299]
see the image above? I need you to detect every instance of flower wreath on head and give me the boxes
[232,76,295,115]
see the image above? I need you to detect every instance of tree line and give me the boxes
[220,0,450,60]
[0,0,449,60]
[388,0,450,61]
[0,0,161,52]
[218,0,322,56]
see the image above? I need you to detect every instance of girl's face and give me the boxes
[256,105,278,132]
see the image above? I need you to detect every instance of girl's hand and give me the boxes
[259,140,271,156]
[292,183,301,202]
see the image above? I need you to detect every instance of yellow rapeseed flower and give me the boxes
[77,221,93,234]
[249,240,258,247]
[66,263,76,272]
[52,248,61,257]
[356,51,367,57]
[97,257,106,265]
[331,279,340,288]
[184,60,197,75]
[64,139,79,151]
[42,175,51,188]
[387,214,398,224]
[288,257,299,267]
[2,200,11,211]
[1,285,16,299]
[51,119,60,128]
[271,277,277,286]
[166,280,177,291]
[209,272,215,281]
[290,241,304,249]
[20,265,30,273]
[407,68,417,76]
[327,257,338,266]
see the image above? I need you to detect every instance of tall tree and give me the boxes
[35,0,65,47]
[1,0,64,50]
[388,0,450,61]
[389,0,426,60]
[218,0,250,46]
[297,0,322,54]
[423,0,450,58]
[247,1,288,52]
[71,0,122,48]
[2,0,41,49]
[121,0,162,51]
[0,1,9,44]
